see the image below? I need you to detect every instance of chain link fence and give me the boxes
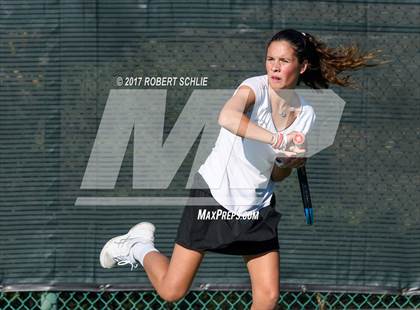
[1,291,420,310]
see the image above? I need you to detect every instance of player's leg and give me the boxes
[142,243,204,302]
[243,250,280,310]
[100,222,204,302]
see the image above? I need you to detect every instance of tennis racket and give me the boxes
[297,165,313,225]
[275,132,314,225]
[293,133,313,225]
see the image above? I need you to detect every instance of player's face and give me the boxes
[265,40,308,90]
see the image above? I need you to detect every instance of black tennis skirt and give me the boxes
[175,173,282,256]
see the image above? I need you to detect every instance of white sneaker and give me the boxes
[99,222,155,270]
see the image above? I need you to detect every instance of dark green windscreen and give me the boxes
[1,0,419,293]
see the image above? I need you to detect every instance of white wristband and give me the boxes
[270,133,278,146]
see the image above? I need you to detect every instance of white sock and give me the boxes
[131,243,159,266]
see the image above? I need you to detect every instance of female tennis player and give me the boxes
[100,29,377,309]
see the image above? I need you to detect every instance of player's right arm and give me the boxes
[218,86,274,144]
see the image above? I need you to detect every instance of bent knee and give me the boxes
[159,290,185,303]
[158,286,189,303]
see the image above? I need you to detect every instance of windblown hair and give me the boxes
[267,29,383,89]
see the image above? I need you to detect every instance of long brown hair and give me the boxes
[267,29,383,89]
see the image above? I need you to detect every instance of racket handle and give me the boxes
[297,165,313,225]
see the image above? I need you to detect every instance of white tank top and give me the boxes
[198,75,316,216]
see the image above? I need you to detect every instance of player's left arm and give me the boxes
[270,157,306,182]
[271,166,292,182]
